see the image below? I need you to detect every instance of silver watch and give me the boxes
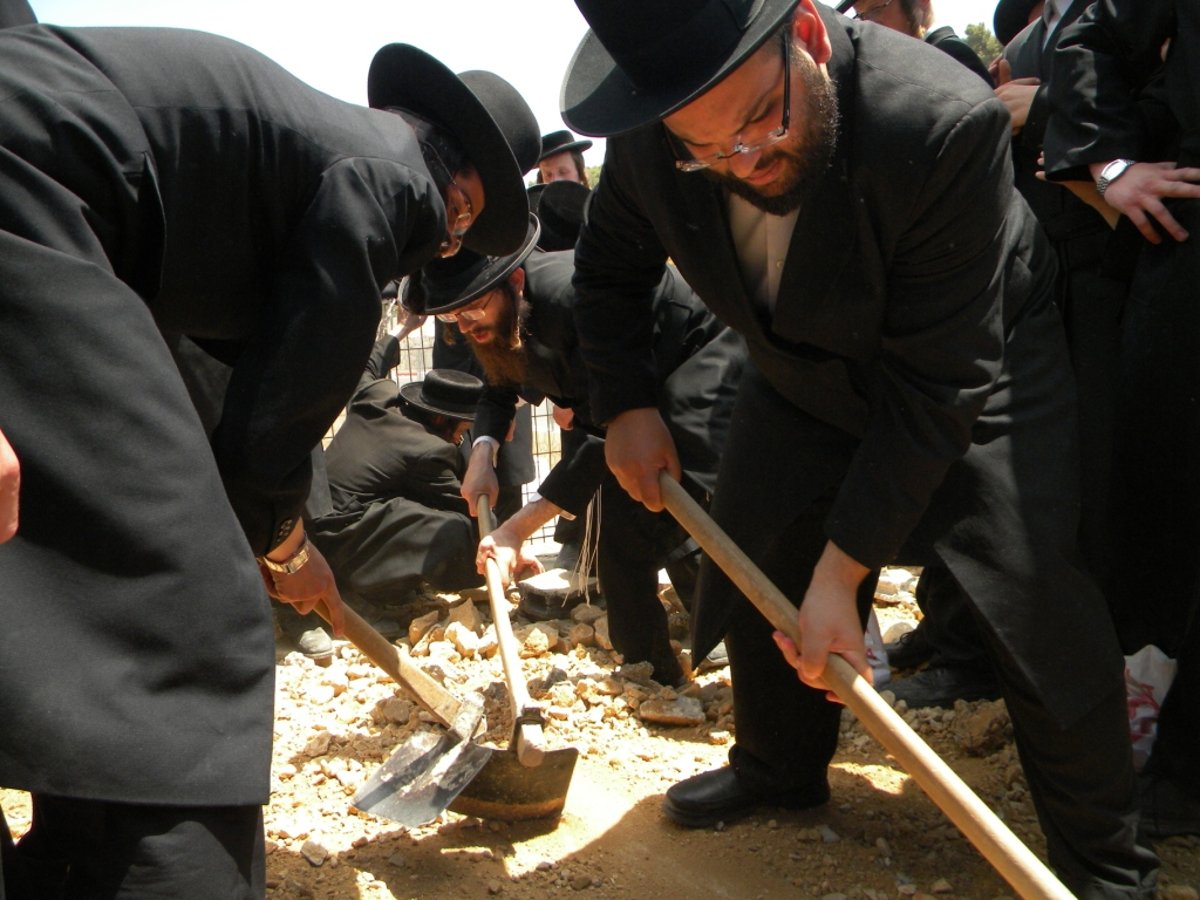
[1095,158,1136,197]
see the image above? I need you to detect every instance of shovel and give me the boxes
[657,473,1072,900]
[445,500,579,821]
[311,602,494,827]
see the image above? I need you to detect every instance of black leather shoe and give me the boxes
[884,625,934,670]
[662,766,829,828]
[884,663,1001,709]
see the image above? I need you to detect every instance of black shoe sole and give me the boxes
[662,785,830,829]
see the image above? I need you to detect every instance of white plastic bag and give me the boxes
[1124,644,1177,772]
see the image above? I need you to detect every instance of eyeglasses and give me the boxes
[435,291,495,323]
[437,179,475,259]
[422,147,476,259]
[674,32,791,173]
[853,0,895,22]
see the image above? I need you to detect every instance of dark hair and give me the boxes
[387,107,469,194]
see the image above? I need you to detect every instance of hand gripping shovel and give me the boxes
[657,473,1073,900]
[445,500,579,821]
[313,603,494,827]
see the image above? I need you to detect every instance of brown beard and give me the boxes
[468,285,530,387]
[703,50,839,215]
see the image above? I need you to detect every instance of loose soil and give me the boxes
[4,568,1198,899]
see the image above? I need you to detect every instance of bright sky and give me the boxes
[32,0,1003,167]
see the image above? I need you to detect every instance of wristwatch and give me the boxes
[258,538,311,575]
[1095,158,1136,197]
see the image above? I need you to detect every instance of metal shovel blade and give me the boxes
[352,729,496,827]
[448,746,579,821]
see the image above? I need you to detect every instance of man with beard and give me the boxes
[560,0,1156,894]
[404,218,745,686]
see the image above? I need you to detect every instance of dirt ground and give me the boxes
[4,567,1198,899]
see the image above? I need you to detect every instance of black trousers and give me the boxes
[1108,199,1200,797]
[696,363,1156,897]
[596,472,704,685]
[1,796,264,899]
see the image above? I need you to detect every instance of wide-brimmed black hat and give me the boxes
[561,0,800,137]
[398,369,483,420]
[538,129,593,162]
[993,0,1040,45]
[368,44,541,256]
[527,181,590,252]
[403,215,541,315]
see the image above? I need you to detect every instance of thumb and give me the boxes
[996,57,1012,85]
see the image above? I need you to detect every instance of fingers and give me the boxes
[317,594,346,638]
[475,535,498,574]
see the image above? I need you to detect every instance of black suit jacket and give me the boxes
[573,7,1125,721]
[1046,0,1199,176]
[10,26,444,554]
[575,8,1056,569]
[925,25,994,86]
[323,337,470,518]
[473,250,745,515]
[0,26,443,804]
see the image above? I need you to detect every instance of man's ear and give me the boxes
[508,266,526,297]
[793,0,833,66]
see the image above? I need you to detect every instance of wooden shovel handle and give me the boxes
[314,602,479,742]
[657,473,1071,900]
[477,499,546,766]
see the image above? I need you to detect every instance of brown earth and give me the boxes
[4,569,1199,899]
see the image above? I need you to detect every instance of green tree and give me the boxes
[964,22,1003,69]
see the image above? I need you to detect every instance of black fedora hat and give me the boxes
[404,215,541,316]
[993,0,1041,45]
[398,369,484,420]
[368,44,541,256]
[562,0,800,137]
[835,0,854,12]
[528,181,590,252]
[538,129,594,162]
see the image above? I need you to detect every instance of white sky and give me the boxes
[32,0,1003,166]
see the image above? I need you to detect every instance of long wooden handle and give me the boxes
[658,474,1071,900]
[315,602,481,743]
[478,499,545,766]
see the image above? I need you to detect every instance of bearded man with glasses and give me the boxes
[561,0,1157,894]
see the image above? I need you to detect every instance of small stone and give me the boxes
[616,660,655,686]
[571,603,606,625]
[569,872,592,890]
[408,610,441,646]
[517,623,556,658]
[930,879,953,893]
[568,623,595,647]
[387,853,407,868]
[299,839,329,867]
[308,683,335,705]
[592,616,613,651]
[301,730,332,758]
[487,879,504,894]
[637,695,706,726]
[380,697,413,725]
[446,599,481,632]
[445,621,480,657]
[818,824,840,843]
[1162,888,1200,900]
